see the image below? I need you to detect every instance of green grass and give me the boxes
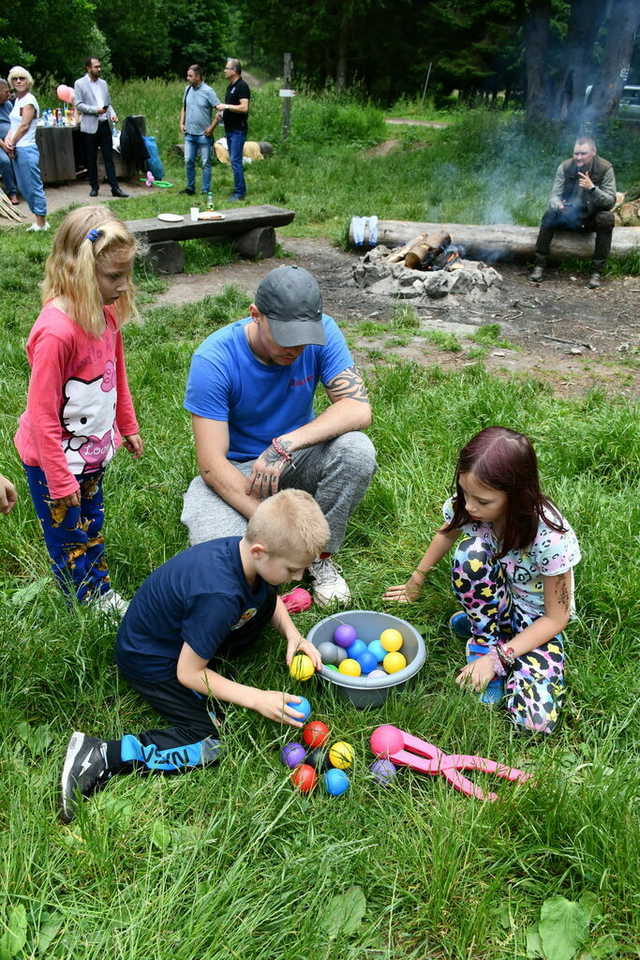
[1,263,640,956]
[2,78,640,959]
[420,329,463,352]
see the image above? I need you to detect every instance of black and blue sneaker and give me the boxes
[449,610,472,639]
[60,731,113,823]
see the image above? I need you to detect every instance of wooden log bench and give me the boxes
[126,204,295,274]
[348,218,640,263]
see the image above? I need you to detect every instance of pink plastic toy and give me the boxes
[282,587,313,614]
[369,724,531,802]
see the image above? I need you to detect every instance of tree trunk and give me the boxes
[348,218,640,263]
[556,0,605,132]
[335,0,352,89]
[525,0,552,122]
[587,0,640,124]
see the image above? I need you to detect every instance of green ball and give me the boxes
[325,664,339,672]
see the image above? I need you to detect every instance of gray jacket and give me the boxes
[73,75,116,134]
[549,155,616,218]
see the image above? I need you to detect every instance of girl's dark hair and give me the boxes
[444,426,566,556]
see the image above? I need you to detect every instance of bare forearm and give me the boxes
[279,399,372,452]
[509,613,568,658]
[178,664,260,709]
[199,456,259,518]
[271,595,299,643]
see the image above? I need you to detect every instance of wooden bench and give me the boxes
[126,204,295,273]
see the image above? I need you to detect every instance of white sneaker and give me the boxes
[92,589,129,617]
[308,557,351,607]
[27,221,50,232]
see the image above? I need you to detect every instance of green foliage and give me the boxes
[421,329,462,352]
[0,0,95,80]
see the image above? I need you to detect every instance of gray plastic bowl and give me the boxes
[307,609,426,708]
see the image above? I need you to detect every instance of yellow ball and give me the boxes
[329,741,354,769]
[383,651,407,674]
[380,628,404,653]
[289,653,315,681]
[338,658,361,677]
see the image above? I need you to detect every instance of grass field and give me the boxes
[1,81,640,959]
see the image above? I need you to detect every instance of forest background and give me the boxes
[1,0,640,130]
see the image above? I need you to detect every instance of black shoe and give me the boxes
[111,188,130,198]
[529,265,544,283]
[89,188,99,197]
[179,188,195,195]
[60,731,112,823]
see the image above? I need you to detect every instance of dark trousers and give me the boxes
[110,587,277,775]
[535,206,615,270]
[84,121,119,192]
[226,128,247,197]
[23,464,110,603]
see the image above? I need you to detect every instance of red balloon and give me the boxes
[302,720,330,749]
[290,764,317,793]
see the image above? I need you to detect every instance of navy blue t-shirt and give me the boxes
[116,537,272,680]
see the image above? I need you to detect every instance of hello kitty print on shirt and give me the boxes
[62,361,118,475]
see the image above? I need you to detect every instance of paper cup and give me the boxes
[190,207,199,222]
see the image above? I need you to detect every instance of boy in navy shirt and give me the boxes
[60,489,328,822]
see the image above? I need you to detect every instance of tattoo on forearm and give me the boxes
[555,577,570,610]
[264,439,292,465]
[326,365,369,403]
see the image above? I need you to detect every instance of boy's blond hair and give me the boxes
[246,490,329,560]
[42,205,138,337]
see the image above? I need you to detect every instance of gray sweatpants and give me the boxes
[181,431,377,553]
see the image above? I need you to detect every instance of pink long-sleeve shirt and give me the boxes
[14,302,139,499]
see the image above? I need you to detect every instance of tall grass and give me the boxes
[1,80,640,958]
[1,260,640,956]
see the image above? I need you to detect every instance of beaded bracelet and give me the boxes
[488,646,507,678]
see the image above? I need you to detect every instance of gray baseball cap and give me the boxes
[254,265,325,347]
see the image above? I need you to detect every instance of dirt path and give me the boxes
[152,236,640,398]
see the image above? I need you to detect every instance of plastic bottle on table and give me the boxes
[207,192,214,211]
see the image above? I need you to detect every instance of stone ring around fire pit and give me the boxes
[353,235,503,302]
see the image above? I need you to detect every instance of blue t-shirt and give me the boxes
[116,537,272,680]
[183,82,220,135]
[184,315,352,461]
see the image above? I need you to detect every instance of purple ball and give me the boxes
[280,742,306,769]
[370,758,399,786]
[347,639,367,659]
[357,650,379,675]
[334,624,357,648]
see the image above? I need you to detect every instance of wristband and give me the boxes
[411,569,426,580]
[271,437,295,469]
[496,643,516,669]
[488,647,506,677]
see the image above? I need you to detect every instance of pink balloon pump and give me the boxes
[369,724,532,802]
[56,85,74,104]
[145,171,155,187]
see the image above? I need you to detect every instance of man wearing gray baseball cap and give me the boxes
[182,265,376,606]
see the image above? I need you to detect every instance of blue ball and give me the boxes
[323,768,350,796]
[287,696,311,721]
[347,639,367,659]
[356,650,379,675]
[368,639,387,662]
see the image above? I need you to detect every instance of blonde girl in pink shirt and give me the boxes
[15,205,142,614]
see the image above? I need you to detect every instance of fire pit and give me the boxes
[353,229,503,302]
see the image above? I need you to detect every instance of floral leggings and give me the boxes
[452,536,565,735]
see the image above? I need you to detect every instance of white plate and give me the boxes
[157,213,184,222]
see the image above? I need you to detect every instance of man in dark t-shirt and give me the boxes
[216,58,250,201]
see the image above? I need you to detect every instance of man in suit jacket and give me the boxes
[74,57,129,198]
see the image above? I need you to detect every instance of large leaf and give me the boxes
[36,912,63,954]
[150,820,172,851]
[526,925,544,958]
[539,896,590,960]
[323,886,367,940]
[0,904,28,960]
